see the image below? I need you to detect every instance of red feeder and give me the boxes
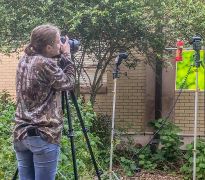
[175,40,184,62]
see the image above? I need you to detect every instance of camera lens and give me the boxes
[60,36,80,53]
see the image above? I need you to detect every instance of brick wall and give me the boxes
[90,62,146,133]
[0,53,20,97]
[0,53,204,136]
[174,91,205,135]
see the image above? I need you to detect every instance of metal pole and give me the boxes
[193,68,199,180]
[108,52,127,180]
[165,47,193,50]
[109,78,117,180]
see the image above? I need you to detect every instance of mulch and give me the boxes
[121,170,183,180]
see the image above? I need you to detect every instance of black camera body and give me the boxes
[115,52,128,66]
[190,34,203,67]
[113,52,128,79]
[60,37,80,53]
[190,35,202,51]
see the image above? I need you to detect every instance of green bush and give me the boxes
[114,132,141,176]
[90,113,112,173]
[138,147,158,171]
[151,118,184,162]
[0,90,16,179]
[180,139,205,180]
[139,118,184,172]
[91,113,111,149]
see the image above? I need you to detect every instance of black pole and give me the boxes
[155,60,162,120]
[62,91,78,180]
[69,90,101,180]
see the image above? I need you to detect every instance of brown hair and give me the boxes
[25,24,60,56]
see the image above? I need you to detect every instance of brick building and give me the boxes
[0,52,204,145]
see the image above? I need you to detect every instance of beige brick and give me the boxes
[1,53,204,135]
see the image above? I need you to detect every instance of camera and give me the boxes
[60,36,80,53]
[190,34,202,51]
[190,34,203,67]
[115,52,128,66]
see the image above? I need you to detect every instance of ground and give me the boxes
[122,170,183,180]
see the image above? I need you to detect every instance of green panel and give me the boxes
[176,50,205,90]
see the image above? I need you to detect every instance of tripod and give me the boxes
[62,90,102,180]
[191,35,203,180]
[109,53,128,180]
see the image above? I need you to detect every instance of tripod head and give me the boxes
[115,52,128,66]
[189,34,202,68]
[113,52,128,79]
[189,34,202,51]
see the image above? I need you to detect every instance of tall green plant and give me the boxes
[138,119,184,171]
[151,119,184,162]
[0,90,16,179]
[181,139,205,180]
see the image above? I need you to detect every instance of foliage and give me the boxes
[1,0,205,104]
[138,147,158,171]
[132,119,184,172]
[150,118,184,163]
[112,118,184,176]
[176,50,205,90]
[119,157,137,177]
[0,90,15,122]
[1,0,205,52]
[168,0,205,44]
[180,139,205,180]
[91,113,111,148]
[0,90,16,179]
[109,118,185,176]
[114,135,139,176]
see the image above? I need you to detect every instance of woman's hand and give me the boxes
[60,36,71,55]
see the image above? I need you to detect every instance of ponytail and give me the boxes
[24,43,36,56]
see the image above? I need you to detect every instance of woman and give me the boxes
[13,24,75,180]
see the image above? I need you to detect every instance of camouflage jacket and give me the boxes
[13,54,75,144]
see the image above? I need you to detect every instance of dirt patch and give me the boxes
[121,170,183,180]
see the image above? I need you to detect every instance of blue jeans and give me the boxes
[14,136,60,180]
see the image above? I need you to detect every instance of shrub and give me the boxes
[180,139,205,180]
[117,119,183,175]
[150,118,184,163]
[125,118,184,173]
[0,90,16,179]
[91,113,111,148]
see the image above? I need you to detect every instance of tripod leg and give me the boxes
[69,90,101,180]
[63,91,78,180]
